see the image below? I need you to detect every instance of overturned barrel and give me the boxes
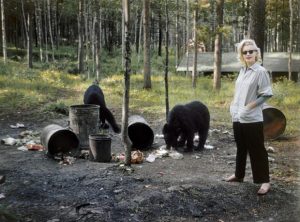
[263,105,286,140]
[40,124,79,155]
[69,104,99,149]
[128,115,154,150]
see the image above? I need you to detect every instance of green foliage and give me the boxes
[1,56,299,137]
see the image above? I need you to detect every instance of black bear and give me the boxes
[83,83,121,133]
[163,101,210,152]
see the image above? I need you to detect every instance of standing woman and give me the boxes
[225,39,273,195]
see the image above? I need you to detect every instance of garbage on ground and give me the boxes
[145,153,156,163]
[169,151,184,160]
[1,130,40,148]
[155,134,164,139]
[204,144,214,149]
[267,146,276,153]
[131,150,144,164]
[59,156,76,165]
[10,123,25,129]
[1,137,17,146]
[0,193,5,199]
[26,144,44,151]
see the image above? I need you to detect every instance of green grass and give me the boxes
[0,56,299,137]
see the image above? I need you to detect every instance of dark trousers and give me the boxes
[233,122,270,183]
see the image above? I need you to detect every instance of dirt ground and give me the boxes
[0,110,299,222]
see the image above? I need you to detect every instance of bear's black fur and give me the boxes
[83,83,121,133]
[163,101,210,152]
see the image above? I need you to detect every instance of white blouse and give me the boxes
[230,62,273,123]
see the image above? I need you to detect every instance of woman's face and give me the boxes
[242,44,257,66]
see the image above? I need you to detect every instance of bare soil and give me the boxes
[0,110,299,222]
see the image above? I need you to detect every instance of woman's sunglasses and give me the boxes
[242,50,257,55]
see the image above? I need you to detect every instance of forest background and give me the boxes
[0,0,300,141]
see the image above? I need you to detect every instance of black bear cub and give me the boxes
[84,83,121,133]
[163,101,210,152]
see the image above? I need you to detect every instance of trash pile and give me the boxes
[1,126,44,152]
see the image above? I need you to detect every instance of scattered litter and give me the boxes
[204,144,214,149]
[268,157,275,163]
[26,144,44,151]
[131,150,144,164]
[0,193,5,199]
[155,134,164,139]
[194,155,201,159]
[59,156,76,165]
[10,123,25,129]
[1,137,17,146]
[210,129,221,133]
[112,153,125,162]
[145,153,156,163]
[169,151,183,160]
[267,146,275,153]
[17,146,28,151]
[222,130,230,134]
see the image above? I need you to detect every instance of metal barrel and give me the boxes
[40,124,79,155]
[263,104,286,140]
[89,134,112,162]
[128,115,154,150]
[69,104,100,149]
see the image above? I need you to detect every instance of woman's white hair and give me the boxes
[237,39,262,65]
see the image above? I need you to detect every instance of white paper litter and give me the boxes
[204,144,214,149]
[155,134,164,139]
[1,137,17,145]
[17,146,28,151]
[169,151,184,160]
[10,123,25,129]
[146,154,156,163]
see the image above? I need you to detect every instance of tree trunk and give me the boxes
[288,0,293,80]
[138,9,143,63]
[164,0,169,119]
[1,0,7,63]
[35,0,43,62]
[249,0,266,60]
[27,13,33,68]
[143,0,151,89]
[78,0,84,73]
[185,0,190,76]
[192,1,198,89]
[175,0,179,68]
[47,0,55,61]
[122,0,132,166]
[158,11,162,57]
[43,0,49,63]
[213,0,224,91]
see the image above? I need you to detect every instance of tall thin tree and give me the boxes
[1,0,7,63]
[143,0,151,89]
[164,0,169,119]
[122,0,132,166]
[288,0,293,80]
[213,0,224,91]
[192,0,198,88]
